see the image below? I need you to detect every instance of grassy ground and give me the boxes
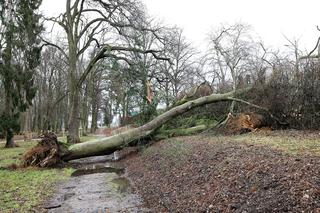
[225,130,320,156]
[0,135,99,213]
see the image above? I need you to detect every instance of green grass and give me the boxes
[0,168,73,212]
[230,134,320,156]
[0,140,75,212]
[0,141,37,168]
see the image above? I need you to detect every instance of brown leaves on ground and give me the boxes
[123,134,320,212]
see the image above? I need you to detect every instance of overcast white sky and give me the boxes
[41,0,320,52]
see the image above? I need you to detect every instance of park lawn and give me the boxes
[0,141,38,168]
[0,168,73,212]
[230,131,320,156]
[0,135,99,212]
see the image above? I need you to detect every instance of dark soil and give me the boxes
[122,133,320,212]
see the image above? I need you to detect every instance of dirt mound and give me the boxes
[123,136,320,212]
[22,133,64,168]
[226,112,270,134]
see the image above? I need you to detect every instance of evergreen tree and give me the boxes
[0,0,42,147]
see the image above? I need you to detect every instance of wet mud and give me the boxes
[45,155,149,213]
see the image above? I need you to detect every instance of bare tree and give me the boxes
[158,27,198,108]
[207,23,254,111]
[300,26,320,60]
[44,0,169,143]
[30,46,68,133]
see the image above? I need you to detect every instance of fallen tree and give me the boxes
[23,87,258,166]
[156,124,208,139]
[63,88,252,161]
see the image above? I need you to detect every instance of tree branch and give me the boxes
[226,97,288,126]
[299,37,320,60]
[40,37,69,60]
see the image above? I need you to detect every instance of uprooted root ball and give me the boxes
[22,133,64,168]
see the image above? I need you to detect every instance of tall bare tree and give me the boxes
[45,0,169,143]
[207,23,254,111]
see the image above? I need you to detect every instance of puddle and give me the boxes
[71,165,125,177]
[68,155,114,169]
[111,177,131,193]
[47,155,149,212]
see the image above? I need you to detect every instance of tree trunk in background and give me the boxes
[5,129,15,148]
[4,83,16,148]
[81,83,89,134]
[63,88,249,160]
[91,96,98,133]
[3,25,17,148]
[82,104,89,134]
[165,79,170,109]
[229,78,237,113]
[21,109,31,132]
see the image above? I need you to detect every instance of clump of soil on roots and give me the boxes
[22,133,64,168]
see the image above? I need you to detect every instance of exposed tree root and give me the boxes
[22,133,64,168]
[223,112,272,134]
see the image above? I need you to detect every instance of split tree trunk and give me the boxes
[62,88,249,161]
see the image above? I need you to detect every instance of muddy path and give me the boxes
[44,155,149,213]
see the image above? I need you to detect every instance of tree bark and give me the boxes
[67,89,81,143]
[91,99,98,133]
[5,129,16,148]
[66,17,80,143]
[3,19,17,148]
[62,88,250,160]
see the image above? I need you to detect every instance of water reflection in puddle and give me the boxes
[71,165,125,177]
[111,177,131,193]
[47,157,149,212]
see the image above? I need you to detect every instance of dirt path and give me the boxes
[45,156,149,213]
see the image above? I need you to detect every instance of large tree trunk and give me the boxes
[3,27,17,148]
[4,87,16,148]
[67,89,81,144]
[67,30,81,144]
[62,88,249,160]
